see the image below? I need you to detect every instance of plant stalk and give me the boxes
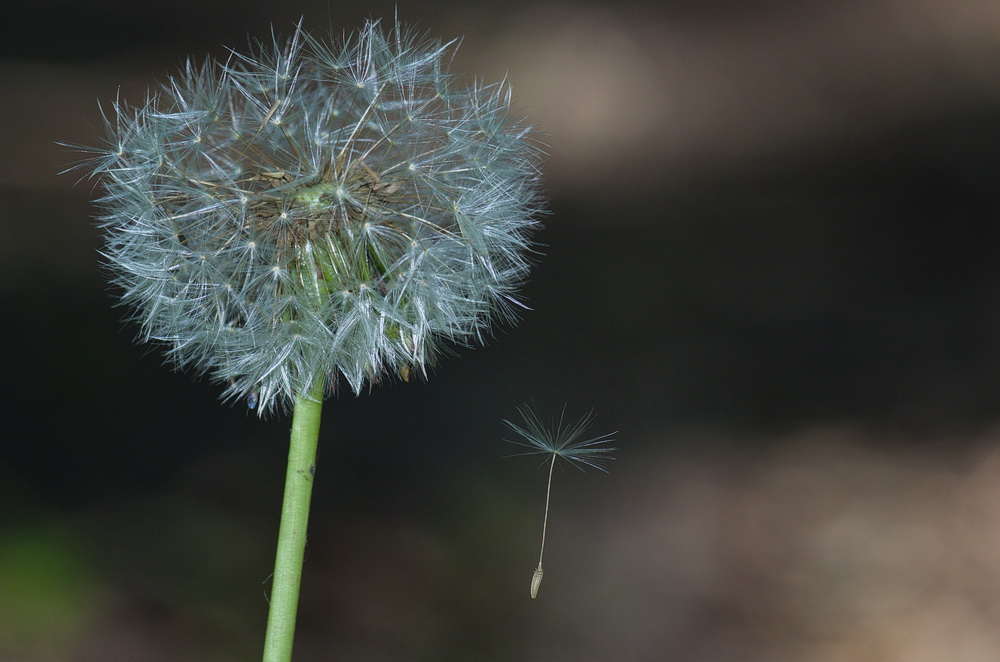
[262,377,325,662]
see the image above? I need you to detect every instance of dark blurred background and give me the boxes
[5,0,1000,660]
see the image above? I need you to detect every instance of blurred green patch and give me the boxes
[0,522,100,658]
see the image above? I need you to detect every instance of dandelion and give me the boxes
[503,405,616,598]
[73,18,543,662]
[75,18,542,416]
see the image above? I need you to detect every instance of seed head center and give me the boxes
[247,160,406,254]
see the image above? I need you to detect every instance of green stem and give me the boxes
[263,376,325,662]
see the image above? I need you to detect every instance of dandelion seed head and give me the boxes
[77,18,544,415]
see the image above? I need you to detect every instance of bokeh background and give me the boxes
[5,0,1000,660]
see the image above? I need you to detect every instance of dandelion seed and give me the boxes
[503,405,616,599]
[530,566,544,600]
